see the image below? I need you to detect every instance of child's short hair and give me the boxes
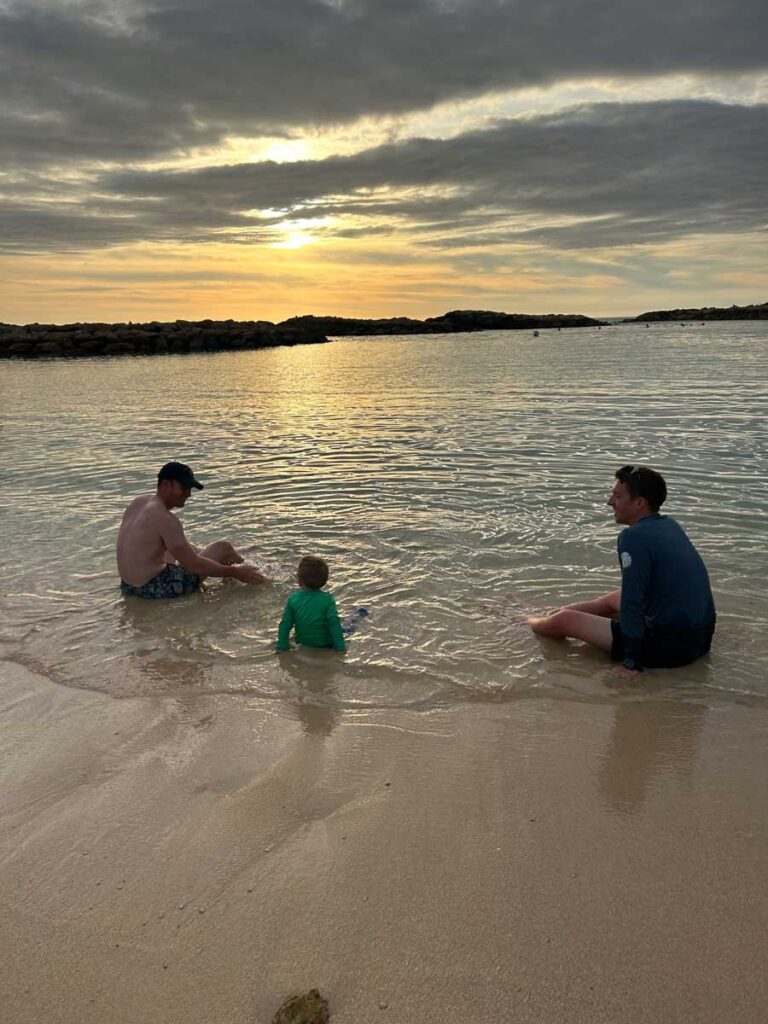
[298,555,329,590]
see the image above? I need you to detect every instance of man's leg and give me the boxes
[159,541,248,584]
[528,609,614,652]
[562,589,621,617]
[199,540,245,566]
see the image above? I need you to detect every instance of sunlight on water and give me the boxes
[1,321,766,709]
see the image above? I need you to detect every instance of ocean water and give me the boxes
[1,321,766,711]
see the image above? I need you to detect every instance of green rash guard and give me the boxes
[276,589,346,652]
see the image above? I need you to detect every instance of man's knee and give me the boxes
[217,540,237,562]
[202,539,243,565]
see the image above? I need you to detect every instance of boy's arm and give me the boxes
[276,598,294,651]
[326,595,347,652]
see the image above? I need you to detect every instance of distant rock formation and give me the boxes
[0,318,328,360]
[629,302,768,322]
[282,309,605,336]
[0,307,605,360]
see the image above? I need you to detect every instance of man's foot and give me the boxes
[527,614,566,638]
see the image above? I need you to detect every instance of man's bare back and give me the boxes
[117,493,179,587]
[117,462,265,595]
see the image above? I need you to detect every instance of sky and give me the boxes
[1,0,766,324]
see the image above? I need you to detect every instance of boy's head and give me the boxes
[297,555,329,590]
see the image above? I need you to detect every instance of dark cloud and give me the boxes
[1,0,766,168]
[2,100,766,253]
[0,201,149,252]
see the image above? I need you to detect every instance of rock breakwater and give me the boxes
[0,318,328,360]
[0,307,607,361]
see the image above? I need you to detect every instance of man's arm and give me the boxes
[326,595,347,652]
[617,531,651,671]
[160,515,261,582]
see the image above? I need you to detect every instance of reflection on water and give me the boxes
[279,648,343,736]
[599,700,706,814]
[0,321,767,712]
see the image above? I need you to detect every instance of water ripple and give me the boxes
[1,322,766,708]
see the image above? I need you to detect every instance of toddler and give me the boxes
[276,555,346,652]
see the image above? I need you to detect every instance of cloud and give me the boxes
[4,100,764,254]
[1,0,766,170]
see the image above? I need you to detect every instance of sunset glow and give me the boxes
[1,1,765,323]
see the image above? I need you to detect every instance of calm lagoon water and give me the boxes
[1,321,767,710]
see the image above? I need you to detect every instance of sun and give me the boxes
[273,229,314,250]
[271,215,333,249]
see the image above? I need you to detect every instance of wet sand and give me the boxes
[1,660,766,1024]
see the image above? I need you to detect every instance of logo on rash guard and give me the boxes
[621,551,633,569]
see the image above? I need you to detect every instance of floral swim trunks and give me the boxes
[120,563,203,599]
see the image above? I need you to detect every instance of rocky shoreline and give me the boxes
[281,309,605,336]
[629,301,768,322]
[0,318,328,360]
[0,308,605,360]
[2,302,765,360]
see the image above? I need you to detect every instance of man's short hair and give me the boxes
[298,555,329,590]
[615,465,667,512]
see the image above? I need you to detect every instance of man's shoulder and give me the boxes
[618,525,639,547]
[619,517,659,548]
[622,514,690,548]
[137,496,182,532]
[124,492,152,511]
[139,495,173,517]
[638,514,688,539]
[127,492,170,512]
[121,492,154,523]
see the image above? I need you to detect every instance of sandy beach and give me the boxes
[4,0,768,1011]
[2,658,766,1024]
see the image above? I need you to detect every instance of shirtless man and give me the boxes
[527,465,716,679]
[117,461,265,598]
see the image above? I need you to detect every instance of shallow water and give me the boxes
[1,321,766,710]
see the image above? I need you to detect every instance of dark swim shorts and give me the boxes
[120,564,203,599]
[610,618,715,669]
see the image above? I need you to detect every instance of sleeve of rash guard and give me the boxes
[618,530,652,669]
[326,595,347,652]
[276,598,294,651]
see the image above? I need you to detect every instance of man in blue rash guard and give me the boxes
[527,466,716,679]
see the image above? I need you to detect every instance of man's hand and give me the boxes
[232,563,266,585]
[612,664,640,680]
